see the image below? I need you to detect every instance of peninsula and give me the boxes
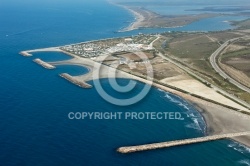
[120,6,219,32]
[112,1,250,32]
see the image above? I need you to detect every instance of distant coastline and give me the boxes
[119,6,146,32]
[107,0,145,32]
[21,33,250,149]
[109,1,221,32]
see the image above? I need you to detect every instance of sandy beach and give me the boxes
[149,79,250,147]
[124,8,145,31]
[107,1,148,32]
[191,100,250,147]
[113,2,219,32]
[26,46,250,148]
[120,6,148,32]
[111,66,250,147]
[62,50,250,147]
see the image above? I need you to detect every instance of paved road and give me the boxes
[149,35,161,48]
[210,37,250,93]
[158,52,250,110]
[157,51,250,111]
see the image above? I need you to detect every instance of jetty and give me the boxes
[33,58,55,69]
[117,132,250,154]
[60,73,92,89]
[20,51,32,57]
[20,47,61,57]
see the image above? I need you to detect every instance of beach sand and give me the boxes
[115,3,219,32]
[26,47,250,148]
[190,99,250,147]
[151,79,250,147]
[120,6,150,32]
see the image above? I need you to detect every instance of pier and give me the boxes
[60,73,92,89]
[33,58,55,69]
[117,132,250,154]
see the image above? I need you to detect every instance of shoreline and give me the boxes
[189,99,250,148]
[112,2,221,32]
[120,6,146,32]
[111,2,247,33]
[21,45,250,150]
[150,82,250,149]
[61,50,250,149]
[107,0,145,32]
[119,7,186,32]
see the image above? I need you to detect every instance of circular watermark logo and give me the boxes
[92,51,154,106]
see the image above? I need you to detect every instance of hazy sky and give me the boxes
[113,0,250,5]
[1,0,250,7]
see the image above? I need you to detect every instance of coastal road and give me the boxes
[157,51,250,110]
[209,37,250,93]
[151,35,250,111]
[149,35,161,48]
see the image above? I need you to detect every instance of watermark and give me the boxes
[68,112,185,121]
[92,51,154,106]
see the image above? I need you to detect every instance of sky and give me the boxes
[1,0,250,8]
[113,0,250,5]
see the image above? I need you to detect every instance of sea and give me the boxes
[0,0,250,165]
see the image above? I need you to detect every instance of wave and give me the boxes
[163,91,191,110]
[157,88,164,92]
[238,159,250,166]
[186,113,195,118]
[228,142,250,154]
[185,122,201,130]
[185,117,206,132]
[159,90,206,133]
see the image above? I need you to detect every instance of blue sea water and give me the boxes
[0,0,250,165]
